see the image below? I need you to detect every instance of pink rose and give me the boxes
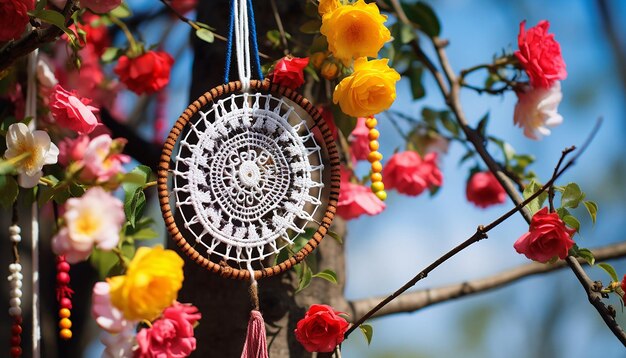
[136,302,201,358]
[621,275,626,299]
[80,0,122,13]
[169,0,197,14]
[337,167,385,220]
[515,20,567,89]
[0,0,34,41]
[513,207,576,263]
[513,82,563,140]
[50,84,100,134]
[114,50,174,95]
[58,135,90,166]
[81,134,130,182]
[271,56,309,89]
[383,151,443,196]
[92,282,130,333]
[349,117,370,161]
[294,304,349,353]
[466,171,506,208]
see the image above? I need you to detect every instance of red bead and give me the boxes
[10,346,22,357]
[56,255,65,263]
[56,261,70,273]
[11,324,22,335]
[10,335,21,345]
[56,272,70,285]
[13,316,22,325]
[60,297,72,309]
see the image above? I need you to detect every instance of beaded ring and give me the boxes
[158,79,340,280]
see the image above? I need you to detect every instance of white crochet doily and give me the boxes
[173,93,324,263]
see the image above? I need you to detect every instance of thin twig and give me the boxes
[269,0,289,55]
[549,146,575,211]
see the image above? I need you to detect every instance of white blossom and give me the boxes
[513,81,563,140]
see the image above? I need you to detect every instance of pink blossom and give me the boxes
[58,135,90,166]
[349,117,370,162]
[49,84,99,134]
[383,151,443,196]
[466,171,506,208]
[80,0,122,13]
[81,134,130,182]
[92,282,130,334]
[336,167,385,220]
[101,328,135,358]
[514,207,576,263]
[136,302,201,358]
[52,187,125,263]
[513,82,563,140]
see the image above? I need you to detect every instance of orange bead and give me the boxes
[59,308,71,318]
[371,161,383,173]
[368,129,380,141]
[367,151,383,163]
[369,140,379,151]
[365,117,377,129]
[59,318,72,329]
[371,173,382,182]
[371,182,385,192]
[59,328,72,340]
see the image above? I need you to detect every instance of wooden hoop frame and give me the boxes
[157,79,340,280]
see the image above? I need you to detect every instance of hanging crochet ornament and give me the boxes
[158,0,339,356]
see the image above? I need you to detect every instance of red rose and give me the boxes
[170,0,197,14]
[271,56,309,89]
[337,167,385,220]
[621,275,626,298]
[513,207,576,263]
[114,50,174,95]
[50,84,100,134]
[515,20,567,88]
[349,117,369,161]
[294,304,349,353]
[0,0,35,41]
[383,151,443,196]
[466,171,506,208]
[80,0,121,13]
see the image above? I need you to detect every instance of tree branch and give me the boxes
[0,1,78,72]
[349,241,626,319]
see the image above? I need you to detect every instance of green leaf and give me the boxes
[299,19,321,34]
[0,159,16,175]
[583,201,598,224]
[575,247,595,266]
[401,1,441,37]
[408,64,425,100]
[296,264,313,293]
[195,28,215,43]
[124,188,146,228]
[35,0,47,13]
[562,215,580,233]
[522,179,548,215]
[0,175,18,208]
[32,9,67,29]
[439,111,459,137]
[101,47,123,63]
[359,324,374,345]
[110,3,132,18]
[458,150,475,166]
[127,227,158,240]
[598,262,619,283]
[561,183,584,209]
[312,269,338,284]
[476,113,489,139]
[327,230,343,245]
[332,105,357,139]
[194,22,216,31]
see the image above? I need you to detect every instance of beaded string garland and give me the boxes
[158,0,339,356]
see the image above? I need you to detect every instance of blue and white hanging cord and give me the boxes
[224,0,264,89]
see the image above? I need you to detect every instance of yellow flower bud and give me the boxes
[321,61,339,80]
[310,52,327,69]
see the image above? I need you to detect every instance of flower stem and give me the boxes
[108,16,141,57]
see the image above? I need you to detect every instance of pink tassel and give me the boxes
[240,310,269,358]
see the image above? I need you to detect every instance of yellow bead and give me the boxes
[368,129,380,141]
[370,172,382,182]
[369,140,379,151]
[371,161,383,173]
[367,151,383,163]
[365,117,378,129]
[59,318,72,329]
[375,190,387,201]
[59,308,71,318]
[371,182,385,192]
[60,328,72,340]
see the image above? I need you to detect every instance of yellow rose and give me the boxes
[333,57,401,117]
[317,0,340,16]
[108,246,184,321]
[320,0,390,63]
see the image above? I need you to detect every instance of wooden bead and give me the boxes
[371,161,383,173]
[59,329,72,340]
[365,117,377,129]
[370,173,382,182]
[375,190,387,201]
[59,308,71,318]
[371,182,385,192]
[59,318,72,329]
[368,129,379,141]
[369,140,379,151]
[367,151,383,163]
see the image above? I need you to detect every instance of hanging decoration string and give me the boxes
[224,0,264,88]
[240,262,268,358]
[8,203,23,358]
[25,48,41,358]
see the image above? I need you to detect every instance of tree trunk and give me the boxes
[178,1,349,356]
